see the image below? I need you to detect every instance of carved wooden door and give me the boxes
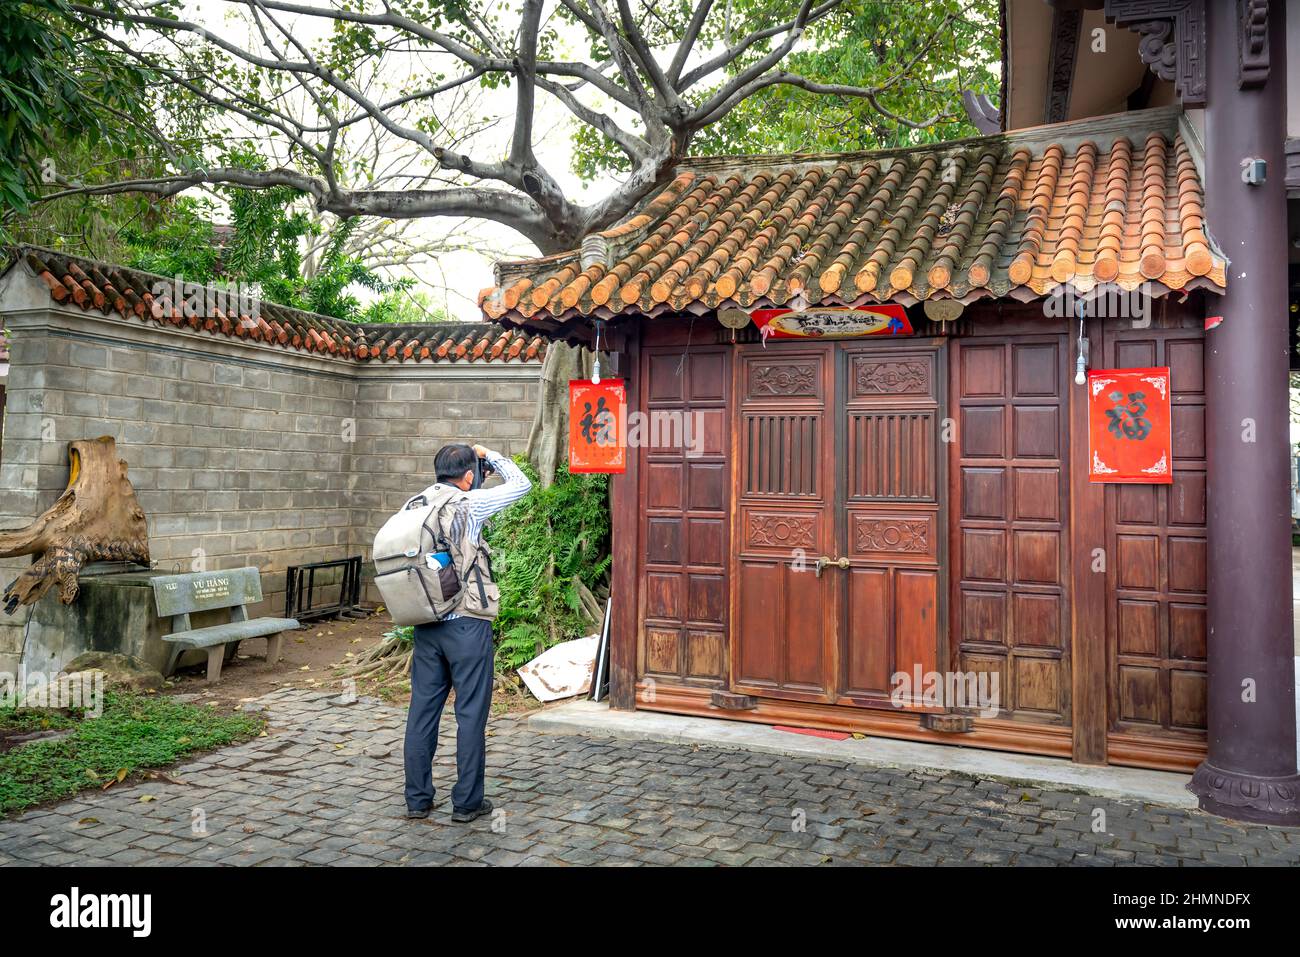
[836,342,944,708]
[731,340,945,707]
[733,343,837,702]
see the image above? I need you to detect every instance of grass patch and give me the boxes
[0,691,263,817]
[0,707,79,735]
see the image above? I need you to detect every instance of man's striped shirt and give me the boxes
[426,450,531,621]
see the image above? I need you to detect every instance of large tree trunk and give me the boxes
[0,436,150,613]
[526,342,596,487]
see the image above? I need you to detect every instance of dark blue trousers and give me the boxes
[403,616,494,813]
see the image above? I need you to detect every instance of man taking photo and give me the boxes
[404,443,531,823]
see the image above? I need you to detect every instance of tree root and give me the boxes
[343,637,412,681]
[575,577,604,628]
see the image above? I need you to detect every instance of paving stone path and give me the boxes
[3,688,1299,866]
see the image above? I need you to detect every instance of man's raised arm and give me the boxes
[466,447,532,522]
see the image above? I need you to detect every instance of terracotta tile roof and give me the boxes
[354,321,546,363]
[4,246,545,364]
[481,108,1225,328]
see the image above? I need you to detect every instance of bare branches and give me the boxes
[698,72,958,129]
[677,0,843,91]
[38,165,561,249]
[665,0,715,87]
[44,0,979,252]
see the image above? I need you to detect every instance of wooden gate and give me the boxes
[731,339,945,709]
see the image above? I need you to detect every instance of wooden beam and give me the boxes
[607,322,642,710]
[1069,315,1107,765]
[1044,7,1082,125]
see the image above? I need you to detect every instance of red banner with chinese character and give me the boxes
[1087,367,1172,484]
[569,378,627,474]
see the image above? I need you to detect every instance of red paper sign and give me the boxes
[750,305,912,339]
[568,378,627,474]
[1088,367,1173,484]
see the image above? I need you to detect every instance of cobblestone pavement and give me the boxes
[3,688,1299,866]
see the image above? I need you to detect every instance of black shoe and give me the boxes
[451,799,493,824]
[406,807,430,820]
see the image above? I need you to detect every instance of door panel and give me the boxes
[847,412,936,499]
[733,346,836,701]
[837,343,944,708]
[842,567,891,696]
[1104,329,1207,736]
[638,344,731,687]
[950,336,1071,721]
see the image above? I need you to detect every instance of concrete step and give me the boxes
[528,699,1197,808]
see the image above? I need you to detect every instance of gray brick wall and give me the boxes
[0,301,540,671]
[348,371,537,565]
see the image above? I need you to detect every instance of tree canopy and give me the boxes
[22,0,1000,254]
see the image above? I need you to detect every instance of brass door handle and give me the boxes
[814,556,851,577]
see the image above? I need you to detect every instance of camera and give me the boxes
[470,451,495,490]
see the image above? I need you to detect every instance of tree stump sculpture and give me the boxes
[0,437,150,614]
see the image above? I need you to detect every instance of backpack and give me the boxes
[371,484,500,626]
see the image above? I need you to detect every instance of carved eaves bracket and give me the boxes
[1104,0,1206,107]
[1236,0,1270,88]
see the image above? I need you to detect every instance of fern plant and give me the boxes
[485,458,611,672]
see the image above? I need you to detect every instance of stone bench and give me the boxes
[151,568,299,683]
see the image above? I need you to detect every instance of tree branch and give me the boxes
[678,0,842,91]
[510,0,543,168]
[37,167,562,250]
[49,0,980,254]
[666,0,714,87]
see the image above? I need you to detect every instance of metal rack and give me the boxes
[284,556,365,622]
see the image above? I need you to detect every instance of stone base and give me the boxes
[1188,762,1300,826]
[20,568,214,677]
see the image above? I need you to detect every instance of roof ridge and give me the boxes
[7,243,360,332]
[674,105,1185,172]
[4,245,546,365]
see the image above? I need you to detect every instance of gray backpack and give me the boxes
[372,484,500,626]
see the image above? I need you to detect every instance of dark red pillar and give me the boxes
[1190,0,1300,825]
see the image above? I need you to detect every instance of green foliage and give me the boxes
[119,166,410,323]
[485,458,611,671]
[0,691,263,816]
[0,0,154,221]
[385,625,415,644]
[360,289,453,325]
[0,706,77,734]
[118,196,222,280]
[572,0,1000,179]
